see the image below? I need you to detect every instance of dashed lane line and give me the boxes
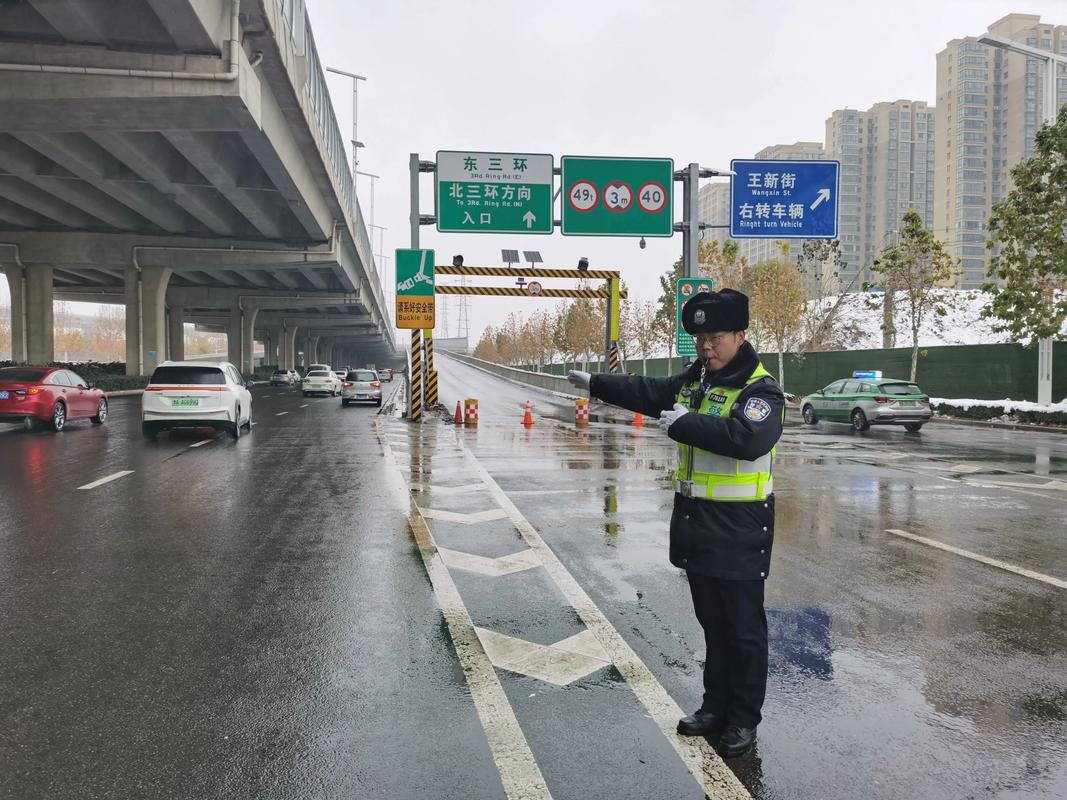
[378,425,554,800]
[886,528,1067,590]
[454,434,750,799]
[188,440,211,449]
[299,404,309,409]
[275,411,288,416]
[77,470,134,490]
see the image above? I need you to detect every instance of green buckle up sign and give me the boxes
[395,248,435,329]
[561,156,674,237]
[436,151,553,234]
[675,278,714,357]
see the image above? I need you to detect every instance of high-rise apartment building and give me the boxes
[825,100,936,290]
[935,13,1067,289]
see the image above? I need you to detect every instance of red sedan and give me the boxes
[0,366,108,432]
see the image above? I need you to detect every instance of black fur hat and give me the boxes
[681,288,749,334]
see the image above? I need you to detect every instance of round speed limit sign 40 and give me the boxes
[637,182,667,213]
[568,181,598,212]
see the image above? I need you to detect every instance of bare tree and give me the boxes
[749,257,805,390]
[870,209,959,381]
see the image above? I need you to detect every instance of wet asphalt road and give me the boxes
[2,362,1066,799]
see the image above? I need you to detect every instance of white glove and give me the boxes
[659,403,689,433]
[567,370,591,391]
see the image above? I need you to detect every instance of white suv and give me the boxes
[142,361,253,440]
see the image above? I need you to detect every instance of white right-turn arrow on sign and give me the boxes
[810,188,831,211]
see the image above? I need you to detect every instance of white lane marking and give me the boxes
[454,436,750,799]
[886,529,1067,590]
[299,404,309,408]
[77,470,134,490]
[475,627,611,686]
[419,507,509,524]
[438,546,540,577]
[188,440,211,449]
[275,411,288,416]
[378,429,554,800]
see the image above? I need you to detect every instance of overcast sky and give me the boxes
[3,1,1062,346]
[307,0,1062,343]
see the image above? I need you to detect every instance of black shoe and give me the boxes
[715,725,756,758]
[676,710,727,737]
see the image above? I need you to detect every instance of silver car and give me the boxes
[341,369,382,407]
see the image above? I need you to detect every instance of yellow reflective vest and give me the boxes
[673,363,777,502]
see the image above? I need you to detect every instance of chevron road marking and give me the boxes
[377,425,553,800]
[438,546,540,577]
[412,483,489,496]
[475,627,611,686]
[452,437,751,799]
[420,507,509,524]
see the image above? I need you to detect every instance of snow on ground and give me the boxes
[823,289,1021,348]
[930,397,1067,412]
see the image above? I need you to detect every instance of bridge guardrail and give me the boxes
[275,0,389,337]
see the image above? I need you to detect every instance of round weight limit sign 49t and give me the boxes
[561,156,674,237]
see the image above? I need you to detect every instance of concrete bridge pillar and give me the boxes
[227,306,242,368]
[240,307,259,375]
[2,264,26,362]
[266,327,282,367]
[282,326,298,370]
[26,265,54,365]
[168,306,185,362]
[124,265,171,375]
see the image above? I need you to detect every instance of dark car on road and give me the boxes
[0,366,108,432]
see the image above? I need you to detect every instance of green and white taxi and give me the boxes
[800,371,932,432]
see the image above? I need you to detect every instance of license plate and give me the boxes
[0,391,7,400]
[172,398,199,407]
[355,394,368,399]
[897,400,914,407]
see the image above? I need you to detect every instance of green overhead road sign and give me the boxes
[561,155,674,237]
[395,248,435,329]
[675,278,715,357]
[436,150,553,234]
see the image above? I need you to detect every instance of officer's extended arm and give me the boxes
[587,372,683,418]
[667,382,784,460]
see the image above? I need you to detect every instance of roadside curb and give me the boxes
[931,415,1067,435]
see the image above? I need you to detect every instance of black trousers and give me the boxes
[686,572,768,729]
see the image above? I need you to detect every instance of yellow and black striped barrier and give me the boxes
[426,369,438,407]
[435,286,627,299]
[424,333,437,406]
[409,329,423,421]
[435,265,620,280]
[608,343,620,373]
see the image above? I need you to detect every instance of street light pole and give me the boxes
[977,33,1066,405]
[325,67,366,202]
[357,170,380,229]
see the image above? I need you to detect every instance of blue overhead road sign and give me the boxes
[730,159,839,239]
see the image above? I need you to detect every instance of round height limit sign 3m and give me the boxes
[561,156,674,237]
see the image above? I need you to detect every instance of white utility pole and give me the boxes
[978,34,1065,405]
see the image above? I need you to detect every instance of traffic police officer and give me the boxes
[567,288,783,758]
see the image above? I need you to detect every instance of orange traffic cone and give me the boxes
[633,412,644,428]
[454,401,463,425]
[522,400,534,427]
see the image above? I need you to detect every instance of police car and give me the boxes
[800,371,932,432]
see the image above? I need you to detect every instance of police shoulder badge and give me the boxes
[694,310,705,325]
[743,397,772,422]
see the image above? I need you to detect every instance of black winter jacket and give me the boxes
[589,342,784,580]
